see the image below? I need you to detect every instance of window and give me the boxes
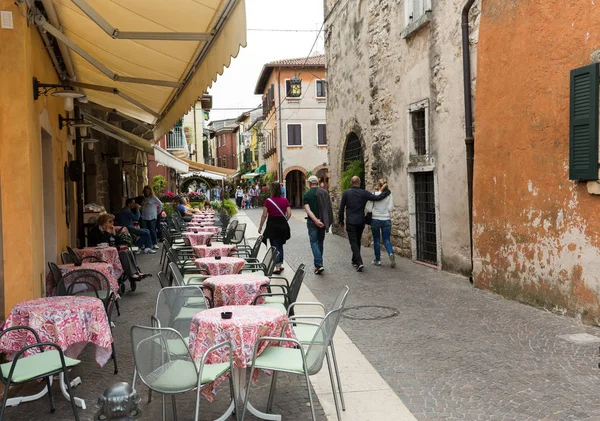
[287,124,302,146]
[406,0,431,24]
[316,80,327,98]
[317,124,327,145]
[408,99,429,156]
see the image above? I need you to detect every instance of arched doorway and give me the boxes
[285,170,306,208]
[342,132,365,188]
[180,176,214,194]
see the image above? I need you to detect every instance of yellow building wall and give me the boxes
[0,1,72,316]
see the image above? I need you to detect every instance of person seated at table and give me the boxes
[117,198,156,254]
[177,197,194,222]
[202,201,214,213]
[184,197,201,214]
[88,213,147,281]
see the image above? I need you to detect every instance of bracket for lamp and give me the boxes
[58,114,94,131]
[33,77,76,100]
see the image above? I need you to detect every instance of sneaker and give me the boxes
[153,244,160,250]
[389,254,396,268]
[356,264,364,272]
[315,267,324,275]
[372,260,381,266]
[145,248,157,254]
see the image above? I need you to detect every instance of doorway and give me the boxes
[41,128,57,274]
[285,170,306,208]
[414,172,437,265]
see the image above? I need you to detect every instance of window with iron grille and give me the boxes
[411,109,426,155]
[414,171,437,265]
[287,124,302,146]
[317,124,327,145]
[316,80,327,98]
[343,132,363,170]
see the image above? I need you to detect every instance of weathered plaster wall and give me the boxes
[474,0,600,321]
[326,0,479,272]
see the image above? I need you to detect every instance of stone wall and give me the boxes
[326,0,480,273]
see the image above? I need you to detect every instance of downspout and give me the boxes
[462,0,476,283]
[277,67,284,181]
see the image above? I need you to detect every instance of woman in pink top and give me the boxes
[258,181,292,274]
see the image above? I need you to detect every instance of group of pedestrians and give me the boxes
[257,174,396,276]
[235,184,261,209]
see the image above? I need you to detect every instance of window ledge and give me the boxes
[401,11,432,40]
[286,145,303,148]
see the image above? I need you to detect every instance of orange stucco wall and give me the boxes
[474,0,600,319]
[0,1,72,316]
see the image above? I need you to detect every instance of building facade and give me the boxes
[254,55,328,207]
[215,124,240,171]
[325,0,480,272]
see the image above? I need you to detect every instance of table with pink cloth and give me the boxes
[194,256,246,276]
[187,226,220,233]
[188,305,294,402]
[203,274,270,307]
[192,244,237,258]
[181,231,213,246]
[0,296,113,366]
[74,247,124,278]
[45,262,120,296]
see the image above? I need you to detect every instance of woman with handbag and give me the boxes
[258,181,292,275]
[366,178,396,268]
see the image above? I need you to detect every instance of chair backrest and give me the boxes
[229,223,246,246]
[167,262,184,286]
[66,246,83,265]
[157,270,170,289]
[48,262,64,285]
[61,251,74,265]
[262,247,278,276]
[57,269,111,306]
[304,285,349,375]
[154,285,209,335]
[130,325,196,394]
[249,236,263,259]
[287,264,306,305]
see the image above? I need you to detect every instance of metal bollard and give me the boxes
[94,382,142,420]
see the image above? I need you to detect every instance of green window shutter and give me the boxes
[570,63,599,180]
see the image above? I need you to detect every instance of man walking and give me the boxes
[303,175,333,275]
[338,176,390,272]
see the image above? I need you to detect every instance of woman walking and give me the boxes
[366,178,396,268]
[140,185,162,249]
[235,186,244,208]
[258,181,291,274]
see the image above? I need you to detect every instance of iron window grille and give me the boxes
[411,109,427,155]
[414,171,437,265]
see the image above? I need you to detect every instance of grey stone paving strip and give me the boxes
[246,208,600,421]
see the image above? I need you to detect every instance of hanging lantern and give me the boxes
[289,75,302,97]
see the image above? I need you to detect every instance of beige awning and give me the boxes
[153,145,189,173]
[181,157,237,176]
[44,0,246,139]
[82,112,155,154]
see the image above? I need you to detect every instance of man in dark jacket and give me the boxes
[338,176,390,271]
[303,175,334,275]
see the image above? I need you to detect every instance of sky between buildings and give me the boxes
[207,0,325,122]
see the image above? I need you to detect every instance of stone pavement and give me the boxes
[246,208,600,421]
[3,246,325,421]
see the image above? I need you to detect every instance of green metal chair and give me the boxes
[130,326,236,421]
[167,263,212,299]
[252,264,306,315]
[0,326,81,420]
[241,286,349,421]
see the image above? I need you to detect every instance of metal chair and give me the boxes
[213,220,238,243]
[229,223,247,248]
[236,235,262,259]
[241,286,349,421]
[242,246,278,276]
[60,251,75,264]
[131,326,236,421]
[67,246,106,265]
[167,263,212,305]
[0,326,81,420]
[253,264,306,315]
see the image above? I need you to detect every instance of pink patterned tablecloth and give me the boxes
[186,226,220,234]
[194,257,246,276]
[188,305,294,400]
[46,262,120,297]
[181,231,213,246]
[203,274,270,307]
[192,244,237,258]
[0,296,114,366]
[74,247,124,278]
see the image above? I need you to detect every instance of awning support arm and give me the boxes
[70,82,160,118]
[72,0,213,41]
[35,14,182,88]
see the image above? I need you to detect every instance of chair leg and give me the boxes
[240,366,256,421]
[194,381,203,421]
[62,369,80,421]
[304,370,317,421]
[162,394,167,421]
[114,299,121,317]
[326,351,342,421]
[148,389,153,403]
[46,376,56,413]
[329,341,346,411]
[111,342,119,374]
[266,371,278,412]
[0,381,12,421]
[172,395,178,421]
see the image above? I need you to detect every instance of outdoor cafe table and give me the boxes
[203,274,270,307]
[73,246,124,278]
[45,262,120,297]
[188,305,294,420]
[187,226,220,234]
[192,244,237,258]
[181,231,213,246]
[0,296,114,409]
[194,256,246,276]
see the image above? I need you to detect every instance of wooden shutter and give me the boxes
[570,63,599,180]
[318,124,327,145]
[288,125,301,145]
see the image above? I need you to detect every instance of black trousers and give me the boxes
[346,223,365,265]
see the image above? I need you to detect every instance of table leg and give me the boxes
[5,382,50,407]
[235,367,281,421]
[6,373,85,409]
[58,373,86,409]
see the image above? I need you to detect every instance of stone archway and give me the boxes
[283,166,307,208]
[341,132,365,188]
[312,165,329,188]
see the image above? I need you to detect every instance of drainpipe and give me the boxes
[462,0,476,284]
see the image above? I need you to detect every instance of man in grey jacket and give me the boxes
[303,175,334,274]
[338,176,390,271]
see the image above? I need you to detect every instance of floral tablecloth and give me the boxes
[188,305,294,400]
[74,247,124,278]
[194,257,246,276]
[46,262,120,297]
[0,296,114,366]
[181,231,213,246]
[192,244,237,258]
[203,274,270,307]
[186,226,220,234]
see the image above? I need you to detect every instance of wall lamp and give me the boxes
[81,138,100,151]
[58,114,94,134]
[101,153,121,165]
[33,77,87,111]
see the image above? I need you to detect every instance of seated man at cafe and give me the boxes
[184,197,201,214]
[177,197,194,222]
[117,198,156,254]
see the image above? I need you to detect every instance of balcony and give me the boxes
[167,126,188,152]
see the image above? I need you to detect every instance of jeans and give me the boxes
[270,238,284,266]
[128,226,152,250]
[371,219,394,261]
[140,218,158,246]
[307,220,325,268]
[346,223,365,265]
